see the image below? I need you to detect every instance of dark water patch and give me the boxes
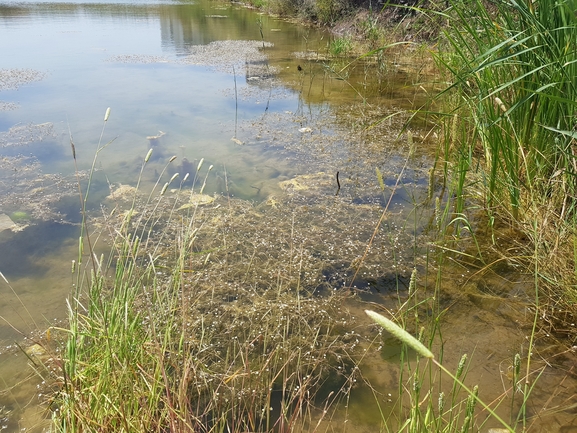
[356,272,412,295]
[0,221,77,279]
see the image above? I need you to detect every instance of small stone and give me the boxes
[25,343,48,362]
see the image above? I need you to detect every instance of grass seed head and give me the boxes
[145,148,153,163]
[365,310,434,359]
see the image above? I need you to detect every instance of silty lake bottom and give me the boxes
[0,0,576,431]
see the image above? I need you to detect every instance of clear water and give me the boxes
[0,1,425,429]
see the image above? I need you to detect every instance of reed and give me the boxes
[431,0,577,353]
[437,0,577,221]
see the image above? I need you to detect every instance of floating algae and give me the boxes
[0,68,46,91]
[0,156,84,225]
[0,122,57,148]
[106,54,169,64]
[94,181,420,296]
[0,101,19,112]
[179,40,276,74]
[9,211,30,222]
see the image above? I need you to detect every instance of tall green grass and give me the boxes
[430,0,577,350]
[438,0,577,221]
[408,0,577,429]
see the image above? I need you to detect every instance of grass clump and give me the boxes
[329,35,353,57]
[439,0,577,219]
[49,146,364,432]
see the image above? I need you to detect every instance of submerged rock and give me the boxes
[0,213,14,232]
[24,343,49,363]
[106,184,138,201]
[177,194,216,209]
[278,172,334,193]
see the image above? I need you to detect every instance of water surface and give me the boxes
[1,0,574,432]
[0,1,428,429]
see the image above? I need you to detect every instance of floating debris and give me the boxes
[0,68,46,91]
[179,40,275,74]
[146,130,166,141]
[106,54,170,64]
[146,130,167,146]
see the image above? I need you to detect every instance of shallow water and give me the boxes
[0,0,575,432]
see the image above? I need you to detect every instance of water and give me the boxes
[1,0,575,432]
[0,1,426,429]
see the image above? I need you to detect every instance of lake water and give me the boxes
[1,0,576,432]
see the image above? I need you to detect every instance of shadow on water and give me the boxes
[0,221,77,279]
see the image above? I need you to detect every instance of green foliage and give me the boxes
[249,0,267,8]
[329,35,353,56]
[439,0,577,221]
[432,0,577,344]
[427,1,577,428]
[360,14,382,46]
[315,0,342,24]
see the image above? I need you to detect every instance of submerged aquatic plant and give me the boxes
[49,112,368,432]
